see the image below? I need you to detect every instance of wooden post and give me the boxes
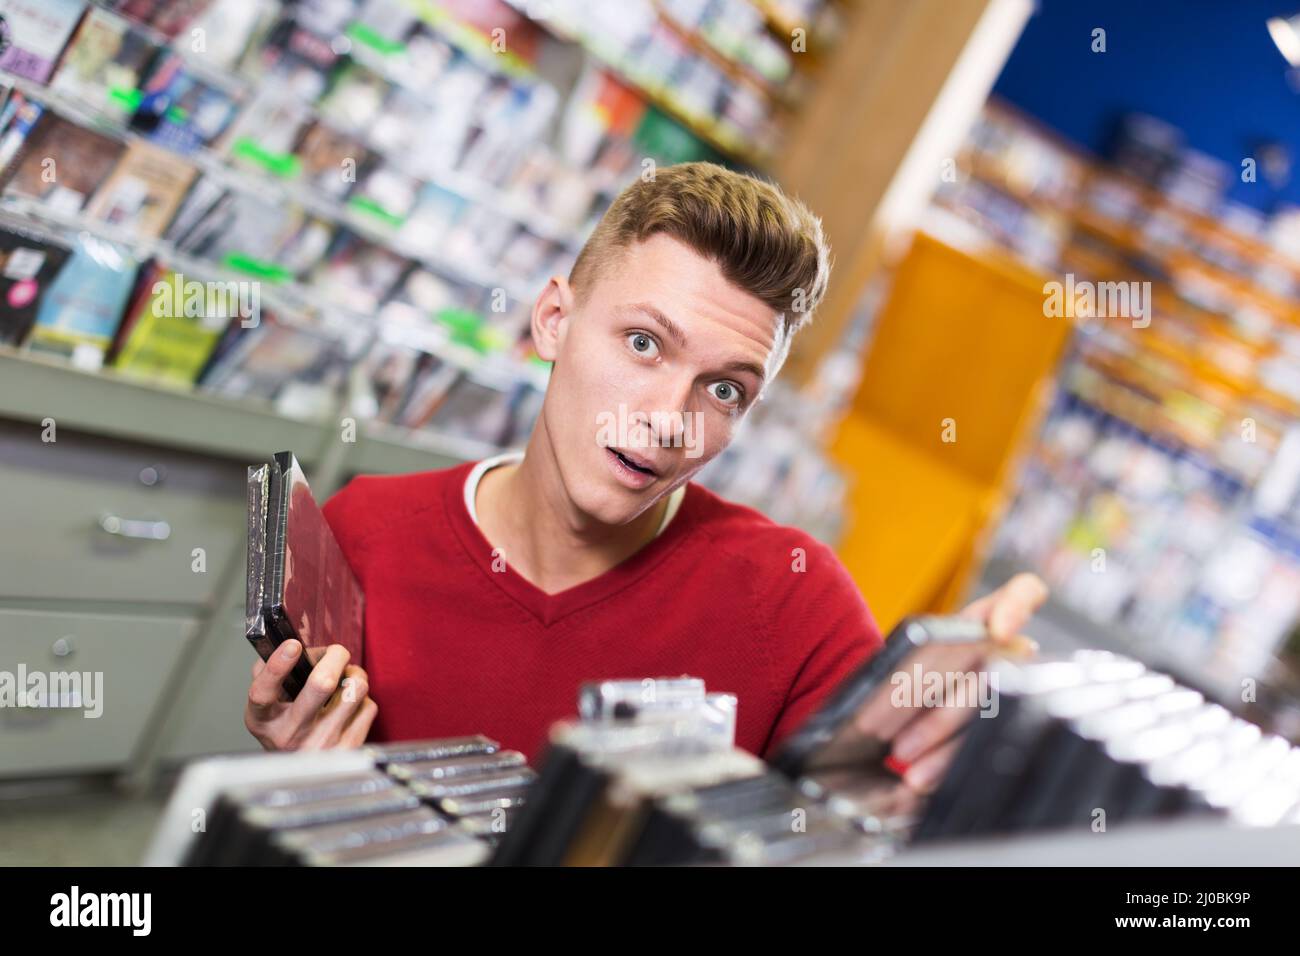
[776,0,1033,384]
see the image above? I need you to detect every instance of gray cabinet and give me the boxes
[0,609,191,777]
[0,349,475,784]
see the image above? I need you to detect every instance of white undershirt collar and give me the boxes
[464,451,685,537]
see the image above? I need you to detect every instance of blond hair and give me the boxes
[569,162,831,347]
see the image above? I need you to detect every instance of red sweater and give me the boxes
[321,462,883,763]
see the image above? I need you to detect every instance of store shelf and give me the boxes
[946,127,1300,448]
[501,0,774,168]
[354,420,501,475]
[0,195,551,411]
[0,348,486,473]
[0,68,550,306]
[964,141,1300,325]
[980,557,1248,707]
[651,2,792,107]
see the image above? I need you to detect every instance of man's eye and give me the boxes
[627,332,658,357]
[708,381,743,408]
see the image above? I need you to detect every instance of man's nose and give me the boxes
[637,375,694,446]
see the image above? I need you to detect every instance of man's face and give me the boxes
[534,233,782,526]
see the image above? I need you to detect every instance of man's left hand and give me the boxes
[888,572,1048,792]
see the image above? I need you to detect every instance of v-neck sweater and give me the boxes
[321,461,883,763]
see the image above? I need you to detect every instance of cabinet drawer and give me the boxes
[0,420,245,605]
[0,608,191,777]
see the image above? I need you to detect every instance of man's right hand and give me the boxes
[244,640,378,750]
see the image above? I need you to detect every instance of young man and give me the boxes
[245,162,1047,791]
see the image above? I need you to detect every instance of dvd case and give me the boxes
[246,451,364,699]
[0,225,73,346]
[168,737,529,865]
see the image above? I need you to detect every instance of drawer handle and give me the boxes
[99,513,171,541]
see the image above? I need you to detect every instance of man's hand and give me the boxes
[888,573,1048,793]
[244,640,378,751]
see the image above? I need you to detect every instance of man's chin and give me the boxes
[570,479,667,529]
[584,492,655,528]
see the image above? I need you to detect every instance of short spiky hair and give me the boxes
[568,162,831,353]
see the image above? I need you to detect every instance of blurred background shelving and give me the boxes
[911,97,1300,727]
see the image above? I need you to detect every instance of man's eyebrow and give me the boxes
[617,302,688,348]
[723,360,767,385]
[616,302,767,387]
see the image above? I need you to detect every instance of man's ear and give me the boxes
[530,275,575,362]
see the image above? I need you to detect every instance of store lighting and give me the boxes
[1267,14,1300,67]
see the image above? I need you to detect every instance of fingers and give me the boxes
[337,665,369,707]
[855,643,987,739]
[247,640,302,715]
[338,697,379,748]
[987,573,1049,639]
[959,573,1049,639]
[302,665,370,747]
[958,590,997,623]
[902,737,962,793]
[289,644,352,725]
[891,697,978,764]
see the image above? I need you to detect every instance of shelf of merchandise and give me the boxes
[500,0,776,168]
[981,556,1244,703]
[136,0,796,171]
[83,0,585,249]
[0,190,550,400]
[650,2,793,107]
[942,131,1300,461]
[924,200,1281,484]
[0,57,559,438]
[0,346,498,475]
[0,68,548,308]
[931,104,1300,699]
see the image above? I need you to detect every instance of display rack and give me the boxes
[0,346,496,474]
[933,99,1300,698]
[499,0,817,168]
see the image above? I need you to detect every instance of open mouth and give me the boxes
[608,447,658,478]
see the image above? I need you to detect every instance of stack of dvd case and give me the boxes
[180,737,535,866]
[376,737,535,840]
[491,675,876,866]
[911,651,1300,840]
[495,617,1300,865]
[763,619,1300,854]
[165,617,1300,866]
[246,450,364,698]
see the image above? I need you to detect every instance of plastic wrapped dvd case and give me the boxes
[246,451,364,698]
